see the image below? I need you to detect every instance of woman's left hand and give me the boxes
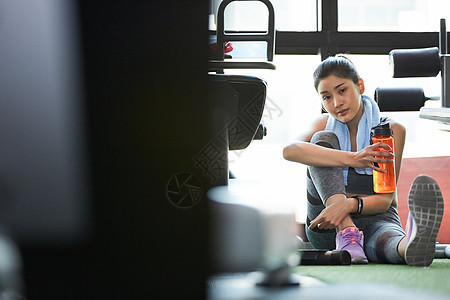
[309,197,354,230]
[350,142,394,173]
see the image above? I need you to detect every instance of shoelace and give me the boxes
[340,230,363,247]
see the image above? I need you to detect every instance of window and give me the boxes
[223,1,269,31]
[272,0,317,31]
[210,0,317,32]
[338,0,450,32]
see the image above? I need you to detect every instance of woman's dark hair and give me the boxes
[313,55,360,91]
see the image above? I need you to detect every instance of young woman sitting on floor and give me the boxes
[283,55,444,266]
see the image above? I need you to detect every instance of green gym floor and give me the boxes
[209,259,450,299]
[212,112,450,299]
[294,259,450,296]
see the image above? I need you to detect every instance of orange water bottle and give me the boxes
[371,120,396,193]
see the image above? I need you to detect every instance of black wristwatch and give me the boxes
[353,196,363,214]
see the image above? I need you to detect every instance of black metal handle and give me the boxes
[216,0,275,61]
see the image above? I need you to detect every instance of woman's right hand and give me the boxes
[351,142,394,173]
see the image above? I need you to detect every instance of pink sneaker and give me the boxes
[336,227,368,264]
[404,175,444,267]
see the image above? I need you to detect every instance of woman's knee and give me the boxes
[365,227,405,264]
[310,131,340,150]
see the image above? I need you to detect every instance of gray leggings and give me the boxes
[305,131,405,264]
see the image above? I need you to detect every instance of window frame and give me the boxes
[275,0,443,60]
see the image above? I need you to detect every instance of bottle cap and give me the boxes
[371,118,393,137]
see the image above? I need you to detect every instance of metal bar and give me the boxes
[221,35,272,42]
[440,19,450,107]
[320,0,338,59]
[442,57,450,107]
[275,31,439,55]
[440,18,447,55]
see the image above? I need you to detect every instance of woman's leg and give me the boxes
[354,207,405,264]
[306,131,367,263]
[357,175,444,266]
[399,175,444,266]
[305,131,345,249]
[306,131,346,207]
[306,131,355,249]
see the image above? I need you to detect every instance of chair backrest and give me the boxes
[208,74,267,150]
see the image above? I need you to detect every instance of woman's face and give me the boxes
[317,74,365,124]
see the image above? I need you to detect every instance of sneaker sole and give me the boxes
[405,175,444,267]
[351,257,368,264]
